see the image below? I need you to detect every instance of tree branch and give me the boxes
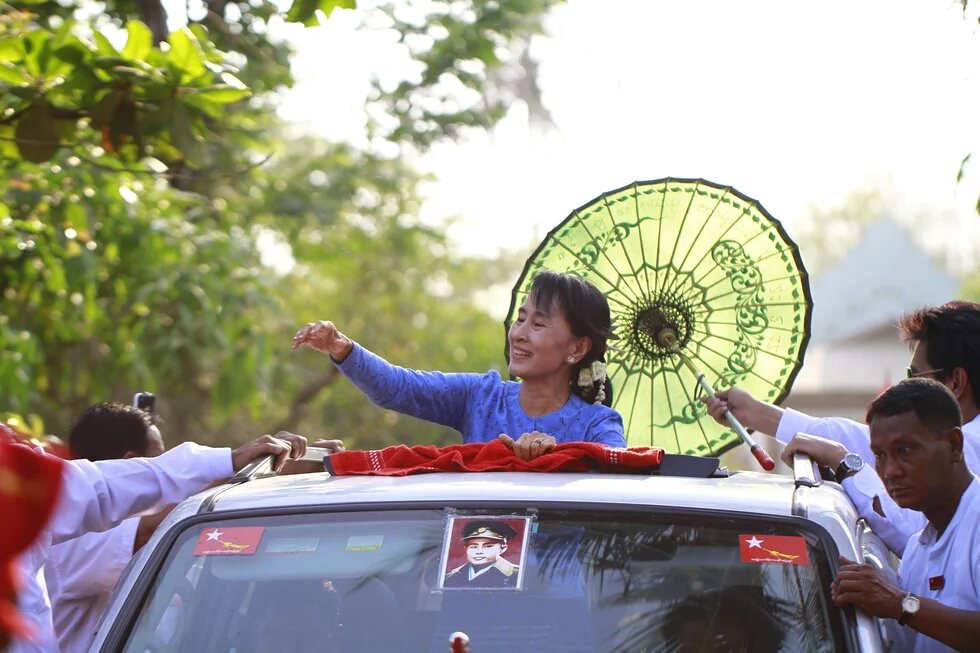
[278,367,340,432]
[133,0,170,45]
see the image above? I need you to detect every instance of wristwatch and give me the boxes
[835,452,864,482]
[898,592,920,625]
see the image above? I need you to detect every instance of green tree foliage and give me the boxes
[1,153,279,435]
[206,137,517,447]
[371,0,561,148]
[0,14,254,169]
[1,0,557,445]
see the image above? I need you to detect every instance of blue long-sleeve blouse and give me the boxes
[334,344,625,447]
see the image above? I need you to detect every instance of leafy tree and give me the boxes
[198,135,521,447]
[1,0,558,445]
[1,153,279,434]
[370,0,560,148]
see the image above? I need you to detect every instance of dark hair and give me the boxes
[528,270,615,406]
[865,378,962,433]
[69,402,154,461]
[898,301,980,406]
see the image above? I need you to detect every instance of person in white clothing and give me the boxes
[703,300,980,554]
[46,403,173,653]
[10,431,306,653]
[830,378,980,653]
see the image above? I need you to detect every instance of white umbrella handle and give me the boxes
[693,374,775,471]
[659,329,776,471]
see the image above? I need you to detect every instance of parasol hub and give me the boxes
[630,297,695,361]
[653,327,701,380]
[654,327,680,350]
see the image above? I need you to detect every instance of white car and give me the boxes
[90,452,898,652]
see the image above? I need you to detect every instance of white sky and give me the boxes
[276,0,980,270]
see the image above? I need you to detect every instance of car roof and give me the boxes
[201,469,814,518]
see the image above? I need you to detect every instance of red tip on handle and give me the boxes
[751,445,776,471]
[450,632,470,653]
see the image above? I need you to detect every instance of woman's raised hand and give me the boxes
[292,320,354,361]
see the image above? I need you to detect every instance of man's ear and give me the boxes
[948,366,970,401]
[943,427,964,464]
[500,542,508,554]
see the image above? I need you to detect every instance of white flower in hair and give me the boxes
[577,360,608,387]
[590,360,607,383]
[577,360,608,404]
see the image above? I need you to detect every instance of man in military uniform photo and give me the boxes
[443,520,521,589]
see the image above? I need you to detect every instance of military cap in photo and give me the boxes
[460,519,518,543]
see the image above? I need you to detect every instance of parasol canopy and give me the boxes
[506,178,812,458]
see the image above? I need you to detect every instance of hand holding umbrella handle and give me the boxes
[658,328,776,471]
[695,377,775,471]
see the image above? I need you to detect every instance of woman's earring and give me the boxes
[567,357,575,364]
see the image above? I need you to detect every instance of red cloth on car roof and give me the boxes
[325,439,663,476]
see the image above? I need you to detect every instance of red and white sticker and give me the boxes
[739,534,810,566]
[193,527,264,556]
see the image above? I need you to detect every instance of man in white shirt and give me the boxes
[10,430,305,653]
[46,403,173,653]
[704,300,980,554]
[830,378,980,653]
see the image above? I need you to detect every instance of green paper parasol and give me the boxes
[506,178,812,459]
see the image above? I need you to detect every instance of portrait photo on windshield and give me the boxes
[438,515,531,591]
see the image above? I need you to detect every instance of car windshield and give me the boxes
[119,508,845,652]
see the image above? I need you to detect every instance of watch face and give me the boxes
[843,452,863,472]
[902,594,920,612]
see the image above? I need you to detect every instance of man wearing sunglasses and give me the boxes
[703,300,980,555]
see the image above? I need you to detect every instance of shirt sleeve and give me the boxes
[335,343,474,431]
[47,518,140,600]
[774,408,874,462]
[50,442,232,545]
[588,411,626,447]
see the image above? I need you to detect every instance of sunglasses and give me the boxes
[905,366,944,380]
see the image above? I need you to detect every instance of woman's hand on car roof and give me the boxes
[499,432,557,461]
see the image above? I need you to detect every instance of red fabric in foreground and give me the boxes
[0,426,64,640]
[327,440,663,476]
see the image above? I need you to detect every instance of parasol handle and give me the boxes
[657,330,776,471]
[693,375,775,471]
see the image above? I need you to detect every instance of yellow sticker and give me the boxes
[345,535,384,552]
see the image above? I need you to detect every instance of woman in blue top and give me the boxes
[292,270,625,460]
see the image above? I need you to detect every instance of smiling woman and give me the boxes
[291,269,624,460]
